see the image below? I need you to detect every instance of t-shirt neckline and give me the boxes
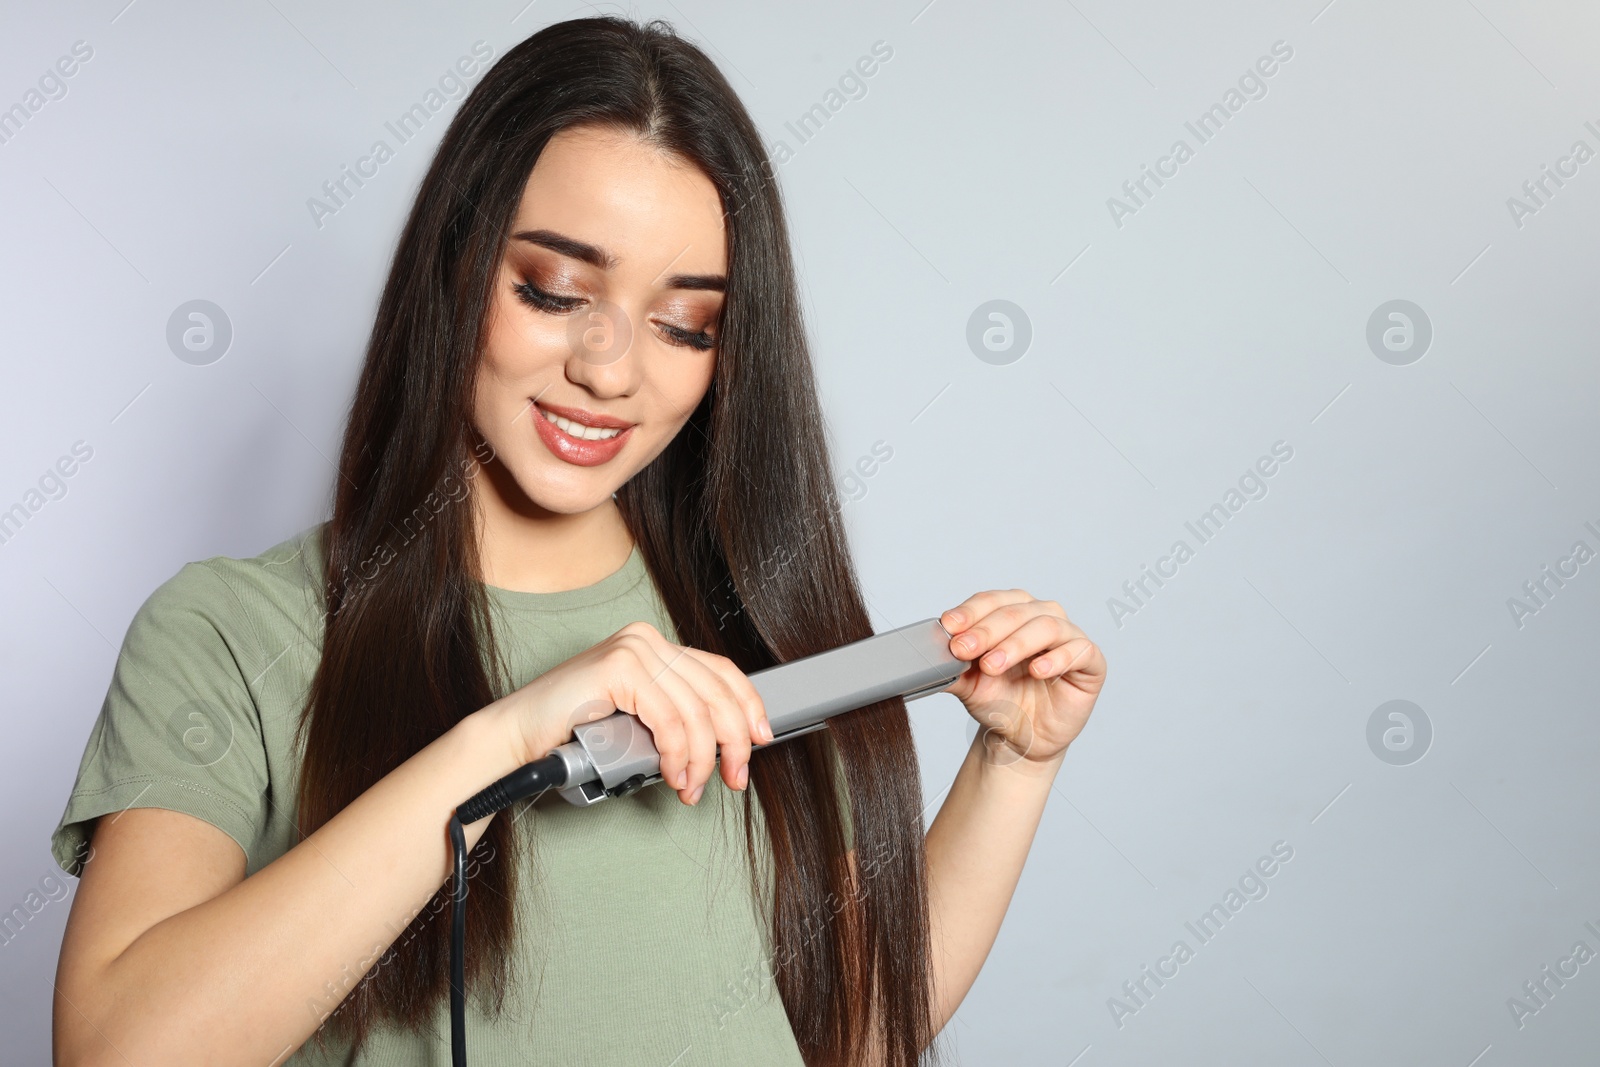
[483,543,647,613]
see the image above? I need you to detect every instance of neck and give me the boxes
[471,458,634,593]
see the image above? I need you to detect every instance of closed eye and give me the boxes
[658,322,717,352]
[513,280,584,314]
[515,280,718,352]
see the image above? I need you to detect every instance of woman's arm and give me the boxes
[921,734,1066,1030]
[907,590,1107,1045]
[54,706,523,1067]
[54,620,772,1067]
[843,737,1064,1066]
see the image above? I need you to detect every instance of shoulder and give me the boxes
[50,527,332,876]
[190,522,328,611]
[127,523,329,659]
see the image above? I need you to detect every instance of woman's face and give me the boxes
[472,123,727,515]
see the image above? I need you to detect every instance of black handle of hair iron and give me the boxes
[446,617,964,1067]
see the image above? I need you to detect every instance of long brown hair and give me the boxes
[294,16,943,1067]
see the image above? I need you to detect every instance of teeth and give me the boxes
[540,407,624,441]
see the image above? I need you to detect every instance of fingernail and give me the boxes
[736,764,749,789]
[689,783,705,804]
[677,768,689,788]
[946,610,964,625]
[985,649,1006,669]
[759,719,774,743]
[956,634,977,652]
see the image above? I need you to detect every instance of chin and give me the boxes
[508,460,626,515]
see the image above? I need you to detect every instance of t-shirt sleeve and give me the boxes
[50,561,272,878]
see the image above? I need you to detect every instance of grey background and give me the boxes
[2,0,1596,1064]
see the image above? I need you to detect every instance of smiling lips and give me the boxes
[531,400,634,466]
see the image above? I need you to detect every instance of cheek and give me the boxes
[650,355,716,418]
[479,297,564,401]
[628,356,715,458]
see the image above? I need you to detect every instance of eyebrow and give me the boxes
[512,228,726,292]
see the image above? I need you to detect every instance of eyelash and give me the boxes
[512,280,717,352]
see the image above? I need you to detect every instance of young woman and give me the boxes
[49,16,1105,1067]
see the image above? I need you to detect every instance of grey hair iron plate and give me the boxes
[454,616,965,818]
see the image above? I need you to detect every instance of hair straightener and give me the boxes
[444,617,965,1067]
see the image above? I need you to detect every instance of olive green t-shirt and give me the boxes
[50,523,840,1066]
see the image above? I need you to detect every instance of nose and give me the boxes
[563,299,643,399]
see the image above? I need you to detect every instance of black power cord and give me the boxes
[448,754,570,1067]
[447,813,469,1067]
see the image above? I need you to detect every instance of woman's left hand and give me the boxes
[940,590,1106,765]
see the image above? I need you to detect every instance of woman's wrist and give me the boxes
[460,696,542,778]
[971,732,1068,782]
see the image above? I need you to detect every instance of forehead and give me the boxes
[511,124,728,278]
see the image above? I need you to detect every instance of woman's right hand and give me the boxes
[488,621,774,805]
